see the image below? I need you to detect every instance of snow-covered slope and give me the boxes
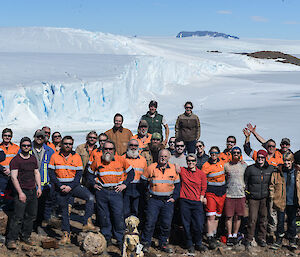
[0,27,299,153]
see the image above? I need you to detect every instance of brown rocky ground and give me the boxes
[246,51,300,66]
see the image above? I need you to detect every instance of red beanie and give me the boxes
[257,149,268,158]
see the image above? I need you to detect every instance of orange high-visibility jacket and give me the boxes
[46,141,56,152]
[48,151,83,183]
[89,154,132,187]
[141,162,180,197]
[202,160,226,187]
[122,154,147,183]
[0,142,20,169]
[251,150,283,167]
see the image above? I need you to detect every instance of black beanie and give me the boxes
[20,137,32,146]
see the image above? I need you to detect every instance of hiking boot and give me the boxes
[20,238,34,246]
[6,240,17,250]
[195,244,207,252]
[188,245,195,254]
[243,239,251,250]
[82,218,99,232]
[227,237,235,246]
[257,239,266,247]
[270,236,283,250]
[159,244,173,253]
[59,231,71,245]
[289,238,298,250]
[207,236,217,250]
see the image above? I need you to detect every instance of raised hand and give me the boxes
[246,123,256,133]
[243,128,251,137]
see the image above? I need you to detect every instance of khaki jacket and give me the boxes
[269,167,300,212]
[141,143,165,166]
[105,127,133,156]
[75,143,97,171]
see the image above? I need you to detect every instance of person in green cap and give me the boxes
[141,132,165,166]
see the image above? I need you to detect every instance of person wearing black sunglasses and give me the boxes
[6,137,41,250]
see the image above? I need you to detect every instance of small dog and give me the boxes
[122,215,144,257]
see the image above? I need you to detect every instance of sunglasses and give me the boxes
[169,141,175,144]
[21,144,31,148]
[210,151,219,155]
[267,145,276,148]
[3,134,12,138]
[129,144,139,147]
[185,107,192,110]
[89,136,97,139]
[232,151,241,155]
[196,145,203,148]
[53,135,61,138]
[176,145,185,148]
[63,142,73,146]
[187,159,196,162]
[37,136,44,139]
[257,156,265,160]
[44,131,50,135]
[227,141,236,144]
[104,147,114,150]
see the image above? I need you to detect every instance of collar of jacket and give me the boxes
[59,150,76,157]
[184,112,192,117]
[0,142,13,146]
[156,163,170,169]
[85,143,97,151]
[113,126,123,133]
[208,157,220,164]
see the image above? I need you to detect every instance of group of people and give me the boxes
[0,100,299,255]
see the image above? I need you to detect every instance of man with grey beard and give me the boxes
[88,140,134,248]
[123,139,148,218]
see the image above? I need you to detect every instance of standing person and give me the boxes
[195,140,209,170]
[180,153,207,254]
[224,146,247,246]
[30,130,55,228]
[131,120,152,152]
[169,139,187,167]
[141,149,180,253]
[105,113,133,155]
[0,128,20,195]
[141,100,169,145]
[49,136,97,245]
[42,126,56,152]
[88,140,134,248]
[270,152,299,250]
[243,150,274,249]
[220,136,238,163]
[6,137,42,250]
[141,133,165,166]
[175,101,200,154]
[87,133,108,168]
[76,131,98,171]
[166,137,176,155]
[201,146,226,250]
[123,139,147,218]
[51,131,62,152]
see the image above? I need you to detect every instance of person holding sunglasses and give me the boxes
[175,101,201,154]
[49,136,97,245]
[122,139,147,218]
[202,146,226,250]
[243,150,275,249]
[224,146,247,246]
[179,153,207,254]
[6,137,41,250]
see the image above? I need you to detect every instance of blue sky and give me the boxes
[1,0,299,39]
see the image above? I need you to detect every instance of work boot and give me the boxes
[207,236,217,250]
[243,239,251,250]
[82,218,99,232]
[257,239,266,247]
[159,243,173,253]
[188,245,195,254]
[270,235,283,250]
[195,244,207,252]
[289,238,298,250]
[21,238,34,246]
[6,240,17,250]
[59,231,71,245]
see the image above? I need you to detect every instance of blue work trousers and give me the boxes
[142,197,174,246]
[55,184,94,232]
[180,198,205,247]
[95,188,124,243]
[277,205,297,238]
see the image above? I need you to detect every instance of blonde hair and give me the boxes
[283,152,294,162]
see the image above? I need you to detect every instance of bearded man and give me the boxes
[123,139,147,218]
[141,133,165,166]
[88,140,134,248]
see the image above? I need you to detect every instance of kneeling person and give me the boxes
[49,136,97,245]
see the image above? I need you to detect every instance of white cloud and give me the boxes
[283,21,299,25]
[251,16,269,22]
[217,10,232,15]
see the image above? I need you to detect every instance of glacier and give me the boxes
[0,27,300,152]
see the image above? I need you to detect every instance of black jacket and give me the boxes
[244,161,275,200]
[0,149,5,173]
